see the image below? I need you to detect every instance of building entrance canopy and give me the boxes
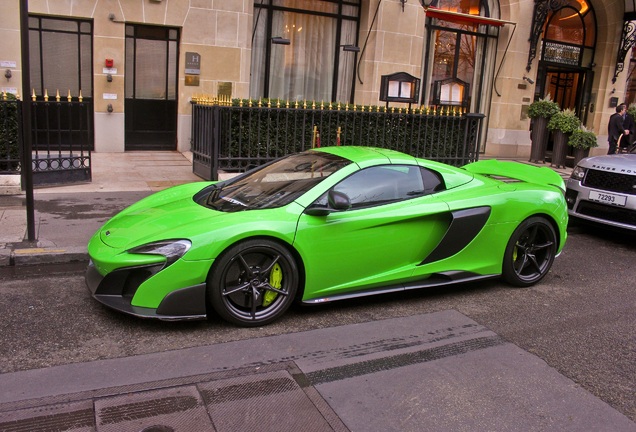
[425,6,515,27]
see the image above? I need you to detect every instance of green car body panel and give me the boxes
[86,146,568,324]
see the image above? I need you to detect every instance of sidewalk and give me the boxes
[0,151,202,266]
[0,153,573,267]
[3,157,634,432]
[1,311,633,431]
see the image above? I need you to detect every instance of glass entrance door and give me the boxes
[125,25,179,150]
[545,70,581,111]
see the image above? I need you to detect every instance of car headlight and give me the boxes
[128,240,192,266]
[570,166,586,181]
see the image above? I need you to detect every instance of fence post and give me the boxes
[464,113,485,164]
[20,0,36,241]
[211,105,221,181]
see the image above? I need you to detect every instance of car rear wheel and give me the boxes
[208,239,298,326]
[502,216,557,287]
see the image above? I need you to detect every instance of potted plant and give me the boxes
[568,126,598,165]
[547,108,580,168]
[528,95,560,163]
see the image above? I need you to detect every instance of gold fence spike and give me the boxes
[78,89,83,102]
[44,89,49,101]
[67,89,72,102]
[55,89,60,101]
[1,91,6,100]
[32,88,36,101]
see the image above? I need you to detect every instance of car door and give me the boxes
[294,164,451,300]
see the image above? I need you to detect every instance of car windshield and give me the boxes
[201,151,351,212]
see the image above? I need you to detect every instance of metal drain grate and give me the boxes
[0,401,94,432]
[201,370,336,432]
[99,395,199,425]
[94,386,214,432]
[200,377,297,404]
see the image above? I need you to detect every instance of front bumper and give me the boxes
[85,261,208,321]
[565,180,636,231]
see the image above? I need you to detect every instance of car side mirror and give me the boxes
[304,190,351,216]
[328,190,351,210]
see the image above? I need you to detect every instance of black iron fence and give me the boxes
[0,91,93,186]
[31,92,93,185]
[191,98,485,181]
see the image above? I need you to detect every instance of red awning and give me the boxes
[426,7,514,27]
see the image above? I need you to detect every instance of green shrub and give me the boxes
[216,99,470,165]
[0,93,20,172]
[547,108,581,134]
[568,126,598,149]
[528,95,560,119]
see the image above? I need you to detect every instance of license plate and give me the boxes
[588,190,627,207]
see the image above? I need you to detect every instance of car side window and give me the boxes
[314,165,445,210]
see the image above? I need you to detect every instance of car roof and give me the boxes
[314,146,417,167]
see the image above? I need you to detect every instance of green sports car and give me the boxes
[86,146,568,326]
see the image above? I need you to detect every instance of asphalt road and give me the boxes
[0,222,634,423]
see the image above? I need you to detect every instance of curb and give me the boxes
[4,247,89,267]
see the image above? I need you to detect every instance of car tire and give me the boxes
[502,216,557,287]
[208,239,299,326]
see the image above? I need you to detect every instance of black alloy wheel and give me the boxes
[208,239,299,326]
[502,216,557,287]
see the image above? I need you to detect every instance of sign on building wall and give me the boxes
[185,52,201,86]
[543,42,581,66]
[185,52,201,75]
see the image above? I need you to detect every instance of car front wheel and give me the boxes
[502,216,557,287]
[208,239,299,326]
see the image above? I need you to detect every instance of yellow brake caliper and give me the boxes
[263,263,282,307]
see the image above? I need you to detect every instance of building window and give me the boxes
[422,0,498,112]
[250,0,360,103]
[28,15,93,97]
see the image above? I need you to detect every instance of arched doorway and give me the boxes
[535,0,597,124]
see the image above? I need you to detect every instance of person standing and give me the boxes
[607,103,630,154]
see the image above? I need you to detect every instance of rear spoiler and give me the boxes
[462,160,565,191]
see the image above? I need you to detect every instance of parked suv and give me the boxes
[565,151,636,231]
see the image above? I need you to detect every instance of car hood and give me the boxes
[577,154,636,174]
[98,182,216,249]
